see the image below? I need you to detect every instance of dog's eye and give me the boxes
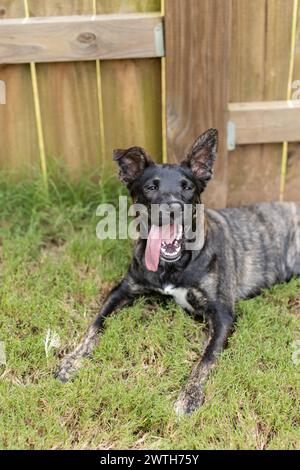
[145,180,159,191]
[181,181,194,191]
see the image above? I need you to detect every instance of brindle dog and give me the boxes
[56,129,300,415]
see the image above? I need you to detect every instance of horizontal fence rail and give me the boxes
[228,101,300,146]
[0,13,164,63]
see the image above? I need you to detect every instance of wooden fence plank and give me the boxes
[228,0,295,206]
[228,101,300,144]
[285,1,300,202]
[165,0,231,209]
[0,0,38,175]
[97,0,162,172]
[0,13,164,63]
[29,0,102,176]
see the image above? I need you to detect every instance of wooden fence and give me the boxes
[0,0,300,208]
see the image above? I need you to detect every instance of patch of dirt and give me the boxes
[40,239,65,258]
[100,281,115,300]
[72,291,87,306]
[287,296,300,316]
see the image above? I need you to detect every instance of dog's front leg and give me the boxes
[174,303,234,415]
[55,276,141,383]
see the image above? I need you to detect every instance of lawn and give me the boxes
[0,170,299,450]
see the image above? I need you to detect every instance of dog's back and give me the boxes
[207,202,300,299]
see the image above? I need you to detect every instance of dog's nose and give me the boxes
[159,202,183,225]
[167,202,183,213]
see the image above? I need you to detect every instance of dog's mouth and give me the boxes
[160,224,183,262]
[145,224,183,272]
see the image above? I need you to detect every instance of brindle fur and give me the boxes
[56,129,300,415]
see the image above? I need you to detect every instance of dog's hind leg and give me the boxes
[174,302,234,416]
[55,276,141,383]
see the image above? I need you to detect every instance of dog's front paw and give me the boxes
[174,385,205,416]
[54,354,81,383]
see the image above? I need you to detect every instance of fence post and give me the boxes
[164,0,231,208]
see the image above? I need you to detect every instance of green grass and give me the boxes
[0,171,299,450]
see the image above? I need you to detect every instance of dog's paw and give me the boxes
[54,354,80,383]
[174,386,205,416]
[54,366,71,383]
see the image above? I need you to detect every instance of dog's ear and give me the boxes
[181,129,218,184]
[113,147,154,186]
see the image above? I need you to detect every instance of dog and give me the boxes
[56,129,300,415]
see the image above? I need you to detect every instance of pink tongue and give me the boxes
[145,224,177,272]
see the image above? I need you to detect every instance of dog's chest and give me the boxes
[158,285,194,312]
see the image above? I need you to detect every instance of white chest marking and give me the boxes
[159,285,193,312]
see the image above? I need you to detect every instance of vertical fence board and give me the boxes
[29,0,102,176]
[0,0,38,174]
[97,0,162,172]
[285,2,300,202]
[165,0,231,209]
[228,0,295,206]
[228,0,265,207]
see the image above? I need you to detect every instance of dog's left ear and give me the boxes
[181,129,218,184]
[113,146,154,186]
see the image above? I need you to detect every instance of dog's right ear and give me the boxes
[113,147,154,187]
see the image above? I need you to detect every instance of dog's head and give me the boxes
[113,129,218,271]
